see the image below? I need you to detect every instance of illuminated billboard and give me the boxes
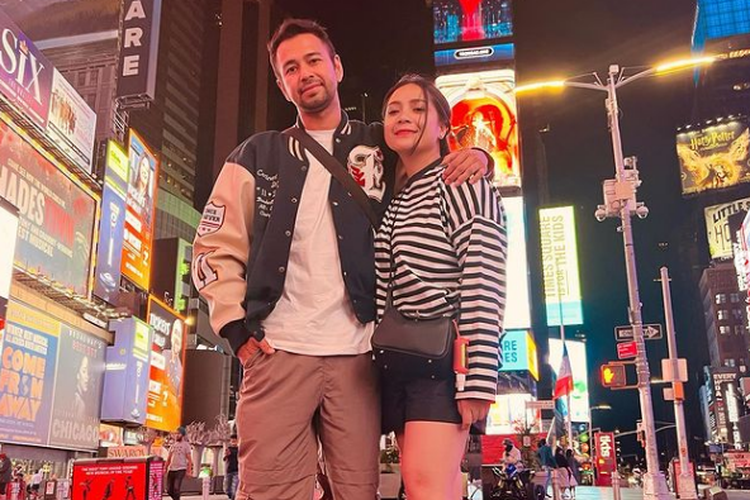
[500,330,539,380]
[433,0,513,45]
[676,120,750,195]
[704,197,750,260]
[122,130,159,290]
[539,206,584,326]
[0,199,19,329]
[437,69,520,188]
[0,118,97,296]
[94,141,129,304]
[434,43,514,68]
[146,297,186,432]
[1,300,106,451]
[549,339,590,423]
[486,393,535,435]
[501,196,530,329]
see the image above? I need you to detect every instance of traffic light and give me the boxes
[600,363,627,388]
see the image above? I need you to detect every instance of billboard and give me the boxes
[434,43,514,68]
[539,206,584,326]
[49,324,107,450]
[499,330,539,380]
[122,130,158,290]
[94,141,130,304]
[117,0,163,103]
[146,297,186,432]
[0,119,97,296]
[433,0,513,45]
[0,199,18,329]
[71,460,148,500]
[486,393,535,435]
[46,69,97,173]
[501,196,530,329]
[549,339,590,423]
[436,69,520,188]
[595,432,616,475]
[100,318,152,425]
[0,300,106,450]
[0,8,54,129]
[676,120,750,195]
[0,300,59,445]
[704,197,750,260]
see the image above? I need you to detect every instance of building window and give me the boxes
[77,72,86,87]
[718,310,729,321]
[735,325,744,336]
[731,293,741,303]
[733,309,744,321]
[90,69,99,85]
[725,358,736,368]
[716,293,727,304]
[720,325,731,335]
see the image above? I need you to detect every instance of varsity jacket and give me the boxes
[192,112,397,354]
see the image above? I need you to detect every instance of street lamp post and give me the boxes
[516,56,714,500]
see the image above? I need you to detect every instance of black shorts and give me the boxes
[381,374,462,434]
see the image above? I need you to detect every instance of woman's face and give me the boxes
[383,83,446,157]
[138,157,150,189]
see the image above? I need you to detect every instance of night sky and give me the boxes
[270,0,744,462]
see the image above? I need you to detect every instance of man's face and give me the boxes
[275,33,343,115]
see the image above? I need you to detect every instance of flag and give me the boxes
[554,343,573,399]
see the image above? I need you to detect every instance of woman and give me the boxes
[554,447,571,498]
[375,74,507,500]
[565,449,580,498]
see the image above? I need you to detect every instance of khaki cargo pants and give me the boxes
[236,350,380,500]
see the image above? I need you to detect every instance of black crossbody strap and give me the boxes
[284,127,379,228]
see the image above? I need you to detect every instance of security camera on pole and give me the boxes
[516,56,715,500]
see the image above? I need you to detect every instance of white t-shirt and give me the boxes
[262,128,374,355]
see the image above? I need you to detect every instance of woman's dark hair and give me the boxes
[267,18,337,76]
[566,449,573,458]
[382,74,452,156]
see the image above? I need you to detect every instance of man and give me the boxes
[537,439,556,498]
[503,438,523,469]
[223,436,239,500]
[193,18,490,500]
[0,453,11,500]
[165,427,192,500]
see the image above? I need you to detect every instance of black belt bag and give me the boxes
[371,298,457,378]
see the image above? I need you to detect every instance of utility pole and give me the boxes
[660,266,698,500]
[595,64,670,500]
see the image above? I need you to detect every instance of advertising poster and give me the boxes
[94,141,130,304]
[0,9,53,129]
[71,461,147,500]
[146,298,186,431]
[148,461,163,500]
[499,330,539,380]
[100,318,152,425]
[433,0,513,45]
[0,119,97,296]
[676,120,750,195]
[436,69,520,188]
[122,130,158,290]
[595,432,616,476]
[0,200,19,329]
[46,69,97,174]
[704,197,750,260]
[49,325,107,450]
[549,339,590,423]
[539,206,584,326]
[0,300,59,445]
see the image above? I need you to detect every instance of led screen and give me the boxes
[433,0,513,45]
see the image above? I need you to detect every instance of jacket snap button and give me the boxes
[301,166,308,172]
[379,350,384,354]
[427,359,432,364]
[278,266,285,273]
[431,375,436,380]
[291,197,298,203]
[332,201,339,207]
[338,235,343,241]
[285,230,291,237]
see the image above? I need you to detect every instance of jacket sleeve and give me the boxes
[440,176,508,402]
[192,144,255,355]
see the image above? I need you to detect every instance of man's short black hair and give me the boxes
[267,18,337,76]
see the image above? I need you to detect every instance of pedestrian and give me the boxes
[223,436,239,500]
[29,471,42,500]
[374,74,507,500]
[192,17,491,500]
[503,438,524,470]
[165,427,193,500]
[555,447,571,498]
[565,449,580,499]
[536,439,556,498]
[0,454,12,500]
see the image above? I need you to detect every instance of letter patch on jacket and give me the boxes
[192,252,219,291]
[347,145,385,203]
[197,202,226,237]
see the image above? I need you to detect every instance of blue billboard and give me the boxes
[499,330,539,380]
